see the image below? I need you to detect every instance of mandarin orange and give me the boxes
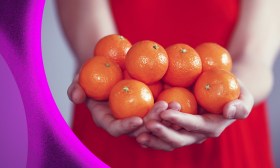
[79,57,122,100]
[163,43,202,87]
[125,40,168,84]
[157,87,197,114]
[109,80,154,119]
[195,42,232,72]
[194,69,240,114]
[94,34,132,70]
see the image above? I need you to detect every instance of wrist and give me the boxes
[233,61,274,104]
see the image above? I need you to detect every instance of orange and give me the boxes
[109,80,154,119]
[157,87,197,114]
[163,43,202,87]
[94,34,132,70]
[79,56,122,100]
[148,81,163,99]
[125,40,168,84]
[194,69,240,114]
[195,42,232,72]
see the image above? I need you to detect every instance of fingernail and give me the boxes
[227,105,236,119]
[72,87,80,103]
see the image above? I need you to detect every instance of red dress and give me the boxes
[72,0,275,167]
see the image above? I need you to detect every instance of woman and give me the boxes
[57,0,280,167]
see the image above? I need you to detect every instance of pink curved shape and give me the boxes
[0,1,108,167]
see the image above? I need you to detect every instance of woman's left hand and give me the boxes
[136,80,254,151]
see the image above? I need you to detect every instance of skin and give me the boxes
[58,0,280,151]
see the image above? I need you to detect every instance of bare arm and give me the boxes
[56,0,117,65]
[58,1,146,137]
[228,0,280,104]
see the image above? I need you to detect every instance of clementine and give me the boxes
[79,56,122,100]
[94,34,132,70]
[109,79,154,119]
[163,43,202,87]
[125,40,168,84]
[157,87,197,114]
[194,69,240,114]
[195,42,232,72]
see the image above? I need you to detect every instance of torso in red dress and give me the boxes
[72,0,274,167]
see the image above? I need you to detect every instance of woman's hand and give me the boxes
[136,81,254,151]
[67,75,173,137]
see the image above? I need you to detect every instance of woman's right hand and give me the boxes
[67,74,144,137]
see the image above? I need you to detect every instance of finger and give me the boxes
[130,101,168,137]
[161,121,182,131]
[160,110,234,137]
[144,101,168,121]
[136,132,174,151]
[162,120,172,127]
[168,101,181,111]
[67,75,86,104]
[70,84,86,104]
[197,139,207,144]
[67,81,75,101]
[145,120,206,148]
[223,100,248,119]
[107,117,143,137]
[223,80,254,119]
[87,100,143,137]
[171,124,182,130]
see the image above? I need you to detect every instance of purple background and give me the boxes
[0,0,108,167]
[0,54,28,168]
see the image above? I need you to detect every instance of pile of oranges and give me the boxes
[79,34,240,119]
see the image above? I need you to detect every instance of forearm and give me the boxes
[56,0,117,65]
[228,0,280,103]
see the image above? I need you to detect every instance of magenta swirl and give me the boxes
[0,1,108,167]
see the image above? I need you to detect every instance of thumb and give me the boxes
[67,74,86,104]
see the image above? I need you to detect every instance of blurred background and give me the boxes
[42,1,280,167]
